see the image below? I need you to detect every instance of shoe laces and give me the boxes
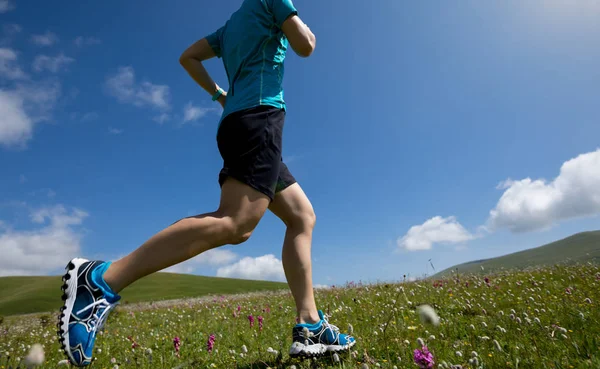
[322,313,340,333]
[76,298,119,334]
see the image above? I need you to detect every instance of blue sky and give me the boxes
[1,0,599,286]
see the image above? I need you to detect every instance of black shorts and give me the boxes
[216,105,296,201]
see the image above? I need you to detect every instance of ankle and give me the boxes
[298,310,320,325]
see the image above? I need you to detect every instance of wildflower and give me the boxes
[469,357,479,366]
[24,343,44,367]
[248,315,255,327]
[493,340,502,351]
[361,364,370,369]
[241,345,248,353]
[266,347,278,355]
[207,334,215,353]
[584,298,592,304]
[417,304,440,326]
[348,323,354,334]
[471,351,478,357]
[58,359,69,366]
[173,336,181,357]
[413,346,435,369]
[456,351,463,357]
[258,315,264,330]
[333,353,340,363]
[111,358,117,364]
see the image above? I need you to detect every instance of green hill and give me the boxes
[433,230,600,278]
[0,272,288,317]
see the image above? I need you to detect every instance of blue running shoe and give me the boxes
[289,310,356,358]
[57,258,120,367]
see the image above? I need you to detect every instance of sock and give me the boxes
[90,262,121,303]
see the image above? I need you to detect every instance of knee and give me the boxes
[288,208,316,231]
[221,215,261,245]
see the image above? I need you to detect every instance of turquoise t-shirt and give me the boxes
[205,0,298,125]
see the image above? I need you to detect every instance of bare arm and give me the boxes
[179,38,226,106]
[281,15,316,57]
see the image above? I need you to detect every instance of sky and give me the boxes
[1,0,599,287]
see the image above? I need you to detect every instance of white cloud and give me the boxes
[486,148,600,233]
[0,81,61,149]
[153,113,170,124]
[183,102,213,123]
[0,89,32,148]
[1,24,21,45]
[0,0,14,13]
[74,36,101,47]
[0,48,27,79]
[32,53,75,73]
[163,248,238,274]
[397,216,475,251]
[31,31,58,46]
[108,127,123,135]
[0,205,88,276]
[105,66,170,110]
[216,254,286,282]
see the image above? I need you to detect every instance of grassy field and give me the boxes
[433,230,600,278]
[0,272,288,316]
[1,263,598,368]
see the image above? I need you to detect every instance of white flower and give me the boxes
[24,343,44,367]
[417,338,425,346]
[404,340,410,345]
[58,360,69,366]
[241,345,248,353]
[417,304,440,326]
[456,351,463,357]
[429,335,436,340]
[331,353,340,363]
[471,351,478,357]
[494,340,502,351]
[267,347,278,355]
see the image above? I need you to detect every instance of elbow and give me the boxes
[296,41,316,58]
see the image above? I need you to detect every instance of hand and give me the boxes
[217,93,227,109]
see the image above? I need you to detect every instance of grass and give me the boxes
[0,273,288,316]
[433,230,600,278]
[1,263,599,368]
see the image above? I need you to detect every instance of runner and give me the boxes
[57,0,355,366]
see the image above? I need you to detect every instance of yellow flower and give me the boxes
[489,353,493,357]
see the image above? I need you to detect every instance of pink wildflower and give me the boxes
[258,315,264,331]
[207,334,215,353]
[237,305,241,313]
[248,315,255,327]
[173,336,181,357]
[413,346,435,368]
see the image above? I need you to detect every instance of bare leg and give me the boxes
[269,183,319,324]
[103,178,270,293]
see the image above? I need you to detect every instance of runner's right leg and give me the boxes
[58,177,270,366]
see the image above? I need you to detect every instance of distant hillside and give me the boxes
[433,230,600,278]
[0,272,287,316]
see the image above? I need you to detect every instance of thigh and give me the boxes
[218,176,271,229]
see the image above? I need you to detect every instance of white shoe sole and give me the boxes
[57,258,88,366]
[289,339,356,358]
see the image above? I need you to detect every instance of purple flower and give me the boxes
[237,305,241,312]
[258,315,264,330]
[173,336,181,357]
[207,334,215,353]
[248,315,254,327]
[413,346,435,369]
